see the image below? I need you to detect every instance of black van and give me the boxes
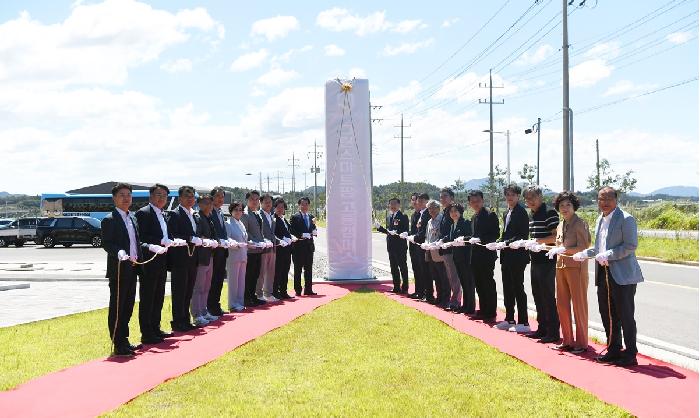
[36,216,102,248]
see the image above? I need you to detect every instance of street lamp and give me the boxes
[483,129,511,184]
[524,117,541,185]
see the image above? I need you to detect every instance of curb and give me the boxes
[638,256,698,266]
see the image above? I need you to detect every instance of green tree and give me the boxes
[518,164,537,185]
[481,165,508,214]
[586,158,638,194]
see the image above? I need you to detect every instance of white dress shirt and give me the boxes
[179,205,197,234]
[598,211,614,253]
[116,207,138,258]
[262,210,274,229]
[149,203,169,239]
[505,208,513,230]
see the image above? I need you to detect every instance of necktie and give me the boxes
[304,213,309,229]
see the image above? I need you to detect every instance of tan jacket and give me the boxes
[555,214,591,269]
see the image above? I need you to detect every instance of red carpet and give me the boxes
[0,284,349,418]
[377,284,698,418]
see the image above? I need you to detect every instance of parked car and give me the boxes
[35,216,102,248]
[0,217,41,247]
[0,218,14,227]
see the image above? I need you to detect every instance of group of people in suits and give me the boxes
[376,185,643,367]
[102,183,318,357]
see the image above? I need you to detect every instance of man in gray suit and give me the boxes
[575,186,644,367]
[258,193,277,302]
[240,190,266,306]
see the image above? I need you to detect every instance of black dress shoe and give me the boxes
[280,292,293,299]
[141,336,164,345]
[112,346,135,357]
[304,290,318,296]
[525,330,546,339]
[129,343,143,351]
[256,298,268,305]
[391,288,401,293]
[538,336,561,344]
[407,293,420,299]
[612,356,638,367]
[157,330,175,338]
[595,351,622,363]
[210,309,225,317]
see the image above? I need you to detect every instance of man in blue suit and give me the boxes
[575,186,644,367]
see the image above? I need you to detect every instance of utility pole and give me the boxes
[536,117,541,185]
[479,69,504,178]
[288,153,300,194]
[308,140,323,218]
[562,0,571,191]
[259,172,263,193]
[273,171,283,193]
[506,130,511,184]
[266,173,270,194]
[595,138,600,189]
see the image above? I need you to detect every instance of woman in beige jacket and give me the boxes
[547,191,591,353]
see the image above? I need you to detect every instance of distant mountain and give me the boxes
[464,177,489,190]
[0,191,8,197]
[649,186,698,198]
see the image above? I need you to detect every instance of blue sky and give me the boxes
[0,0,697,194]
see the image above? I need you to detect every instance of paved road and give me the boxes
[2,236,698,353]
[315,227,699,352]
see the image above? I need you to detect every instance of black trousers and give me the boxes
[207,248,228,313]
[597,264,638,356]
[454,252,475,313]
[531,262,560,337]
[388,248,409,290]
[108,263,137,348]
[245,252,262,300]
[292,248,314,293]
[427,258,449,307]
[274,246,292,294]
[409,245,426,296]
[472,260,497,318]
[501,262,529,324]
[170,247,197,326]
[138,255,167,338]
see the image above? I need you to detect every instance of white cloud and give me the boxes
[376,80,422,105]
[169,102,210,126]
[584,42,620,60]
[256,66,299,87]
[160,58,192,73]
[603,80,658,97]
[515,44,553,66]
[230,49,269,72]
[570,59,613,88]
[316,8,426,36]
[383,38,434,56]
[0,0,222,87]
[667,31,692,44]
[250,15,300,41]
[273,45,313,63]
[392,19,428,33]
[441,18,459,28]
[324,44,346,57]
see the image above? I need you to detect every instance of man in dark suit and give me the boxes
[240,190,266,306]
[466,189,500,322]
[207,187,229,316]
[135,183,173,345]
[375,197,409,293]
[272,197,294,299]
[289,196,317,296]
[491,184,531,333]
[406,193,432,302]
[167,185,203,332]
[102,183,143,356]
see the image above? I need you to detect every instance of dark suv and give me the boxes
[36,216,102,248]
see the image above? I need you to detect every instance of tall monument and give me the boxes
[324,79,373,280]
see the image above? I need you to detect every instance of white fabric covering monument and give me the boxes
[324,79,373,280]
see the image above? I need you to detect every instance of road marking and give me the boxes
[644,280,698,291]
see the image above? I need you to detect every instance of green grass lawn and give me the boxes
[636,236,698,263]
[107,290,626,417]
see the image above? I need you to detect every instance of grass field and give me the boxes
[107,290,626,417]
[637,236,698,263]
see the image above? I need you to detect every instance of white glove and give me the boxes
[201,239,211,248]
[546,246,567,259]
[531,243,547,252]
[509,239,524,249]
[495,242,507,250]
[210,239,219,249]
[302,232,311,239]
[420,243,430,250]
[406,235,416,243]
[160,238,173,248]
[388,230,398,236]
[399,231,408,239]
[440,242,453,249]
[129,255,137,262]
[191,237,203,246]
[173,238,187,247]
[312,230,318,237]
[595,250,613,266]
[374,221,381,229]
[454,236,465,243]
[219,239,229,249]
[572,251,587,262]
[291,235,299,242]
[485,242,499,251]
[452,239,465,247]
[148,244,166,255]
[117,250,130,261]
[468,237,481,245]
[283,237,292,245]
[523,240,538,251]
